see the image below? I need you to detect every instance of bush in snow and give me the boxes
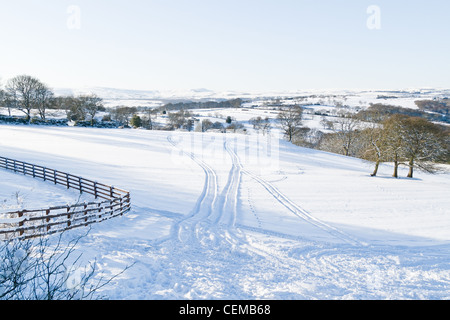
[0,229,132,300]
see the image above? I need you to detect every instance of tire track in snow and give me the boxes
[166,133,363,282]
[166,135,219,243]
[225,139,366,247]
[212,139,241,227]
[142,135,394,299]
[167,135,262,252]
[217,138,312,272]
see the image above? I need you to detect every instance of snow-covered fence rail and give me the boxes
[0,156,131,240]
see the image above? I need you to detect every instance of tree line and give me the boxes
[358,103,449,124]
[277,105,449,178]
[0,75,249,130]
[159,99,243,112]
[0,75,105,124]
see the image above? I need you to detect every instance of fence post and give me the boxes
[32,165,36,178]
[66,173,70,189]
[67,206,71,228]
[53,170,57,184]
[13,160,17,173]
[43,167,46,181]
[46,209,50,232]
[98,202,102,220]
[23,162,26,175]
[94,182,98,199]
[84,203,88,226]
[79,177,83,194]
[18,211,24,237]
[110,186,114,198]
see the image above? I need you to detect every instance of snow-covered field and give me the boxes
[0,124,449,300]
[55,87,450,111]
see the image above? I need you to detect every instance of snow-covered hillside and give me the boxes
[0,125,449,299]
[54,87,450,110]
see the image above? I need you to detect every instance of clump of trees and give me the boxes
[2,75,54,122]
[200,119,224,132]
[279,104,449,179]
[159,98,243,112]
[109,106,137,127]
[66,95,105,124]
[357,103,449,124]
[249,116,271,135]
[352,113,448,178]
[378,115,448,178]
[326,111,362,157]
[0,74,250,132]
[167,110,194,131]
[415,99,449,117]
[0,75,106,126]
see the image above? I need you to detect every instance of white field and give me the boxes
[0,124,449,300]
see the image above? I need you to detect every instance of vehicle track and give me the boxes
[166,135,219,243]
[225,139,366,247]
[143,134,409,300]
[213,140,241,227]
[166,131,365,279]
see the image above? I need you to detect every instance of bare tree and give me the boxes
[320,116,334,130]
[141,107,154,130]
[201,119,213,132]
[331,111,360,157]
[52,96,75,118]
[67,97,87,121]
[110,106,137,126]
[361,127,388,176]
[2,92,17,117]
[359,110,390,176]
[382,115,405,178]
[277,105,303,142]
[168,110,192,129]
[6,75,43,121]
[35,83,54,121]
[250,116,271,135]
[80,94,103,125]
[0,89,8,116]
[294,127,324,149]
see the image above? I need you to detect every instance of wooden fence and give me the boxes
[0,156,131,240]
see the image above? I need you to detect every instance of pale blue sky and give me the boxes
[0,0,449,92]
